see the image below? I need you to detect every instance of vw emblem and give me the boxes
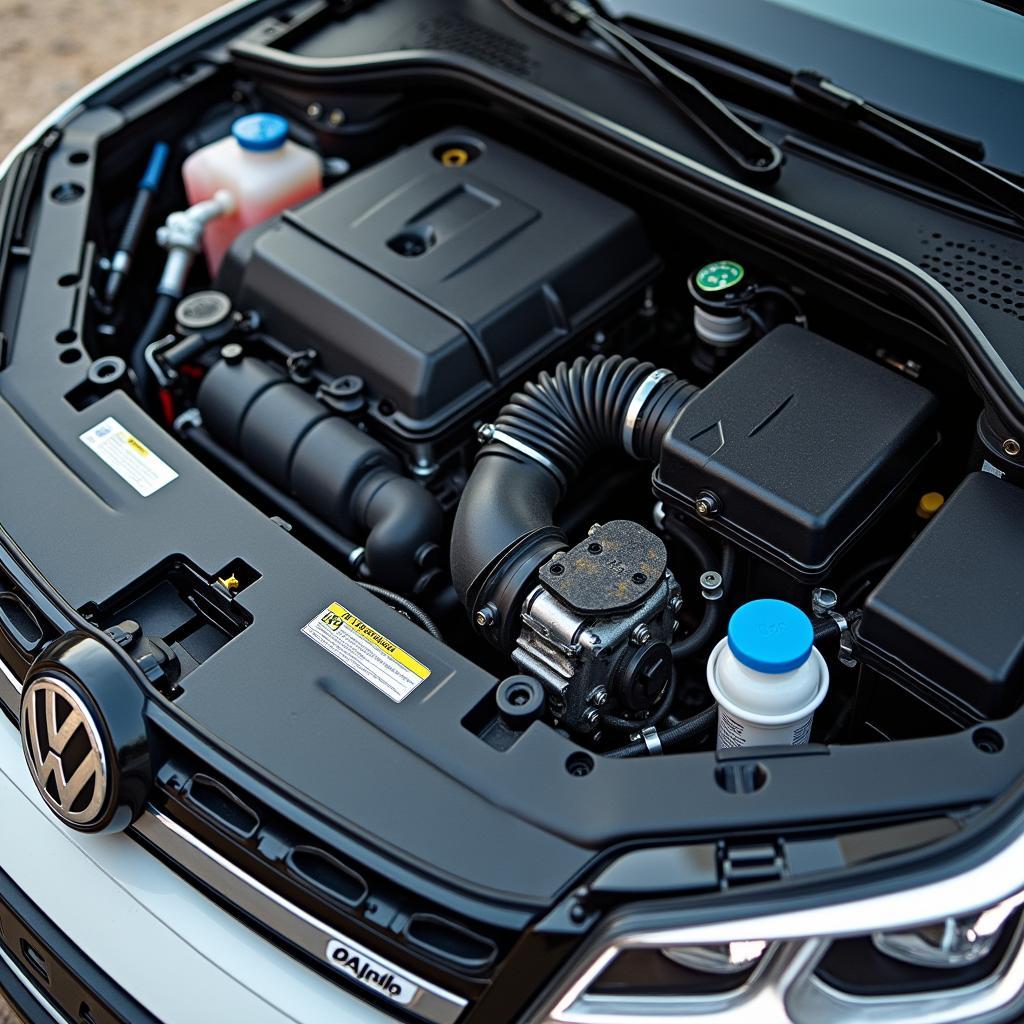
[20,675,110,828]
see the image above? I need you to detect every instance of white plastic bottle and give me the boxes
[182,112,322,276]
[707,599,829,748]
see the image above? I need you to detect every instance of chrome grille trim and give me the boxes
[133,810,467,1024]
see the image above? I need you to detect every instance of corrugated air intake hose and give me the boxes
[451,354,697,649]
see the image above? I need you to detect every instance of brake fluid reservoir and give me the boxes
[707,599,828,749]
[182,113,322,275]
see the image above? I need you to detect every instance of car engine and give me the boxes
[56,110,1022,763]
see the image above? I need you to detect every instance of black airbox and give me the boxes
[653,326,938,579]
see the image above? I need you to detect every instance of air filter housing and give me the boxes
[653,326,938,580]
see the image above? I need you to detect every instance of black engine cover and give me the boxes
[219,129,657,444]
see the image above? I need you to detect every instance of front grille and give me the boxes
[132,734,541,1023]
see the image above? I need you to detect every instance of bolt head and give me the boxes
[1004,438,1021,458]
[701,571,722,590]
[811,587,839,617]
[475,604,497,628]
[631,623,652,646]
[589,687,609,707]
[328,108,346,126]
[306,102,323,119]
[477,423,496,444]
[695,491,720,516]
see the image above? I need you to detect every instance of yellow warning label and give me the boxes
[302,602,430,702]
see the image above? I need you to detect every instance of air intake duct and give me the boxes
[451,355,696,649]
[196,356,442,592]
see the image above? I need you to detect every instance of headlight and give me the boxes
[536,886,1024,1023]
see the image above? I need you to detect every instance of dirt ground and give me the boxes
[0,4,217,1023]
[0,0,219,155]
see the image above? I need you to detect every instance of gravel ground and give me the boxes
[0,2,216,1019]
[0,0,218,155]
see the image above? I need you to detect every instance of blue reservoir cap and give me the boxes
[231,113,289,152]
[728,599,813,675]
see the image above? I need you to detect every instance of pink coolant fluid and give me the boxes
[182,112,322,276]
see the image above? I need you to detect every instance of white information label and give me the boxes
[80,417,178,497]
[302,602,431,702]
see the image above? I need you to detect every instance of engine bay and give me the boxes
[54,112,1020,759]
[2,0,1024,906]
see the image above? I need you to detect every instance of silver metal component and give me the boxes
[587,522,602,537]
[581,707,601,732]
[1004,438,1021,457]
[623,368,671,457]
[693,305,752,348]
[306,101,323,118]
[592,329,607,347]
[327,108,346,127]
[640,726,663,755]
[134,811,466,1024]
[828,610,858,668]
[475,604,497,628]
[669,595,684,615]
[652,500,667,531]
[144,335,177,389]
[347,546,365,569]
[589,687,609,707]
[695,491,721,517]
[811,587,839,618]
[20,675,109,828]
[156,190,235,298]
[172,407,203,434]
[477,424,567,488]
[410,455,438,479]
[514,562,674,732]
[701,570,724,602]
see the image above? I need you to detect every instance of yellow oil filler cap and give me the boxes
[916,492,945,520]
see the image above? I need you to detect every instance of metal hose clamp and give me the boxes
[478,424,568,489]
[623,368,670,457]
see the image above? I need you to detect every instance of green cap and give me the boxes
[695,260,745,293]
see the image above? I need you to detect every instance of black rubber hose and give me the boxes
[358,583,442,641]
[812,615,841,644]
[452,355,696,646]
[130,293,175,410]
[670,540,736,661]
[605,704,718,758]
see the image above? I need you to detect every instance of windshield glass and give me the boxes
[604,0,1024,171]
[766,0,1022,83]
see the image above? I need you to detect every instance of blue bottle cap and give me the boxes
[231,113,289,152]
[727,599,813,675]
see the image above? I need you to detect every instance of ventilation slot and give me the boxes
[917,228,1024,322]
[286,846,369,910]
[415,14,536,77]
[404,913,498,971]
[185,774,260,838]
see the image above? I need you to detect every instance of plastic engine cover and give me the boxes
[218,129,658,442]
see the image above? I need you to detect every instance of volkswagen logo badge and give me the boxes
[21,675,110,828]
